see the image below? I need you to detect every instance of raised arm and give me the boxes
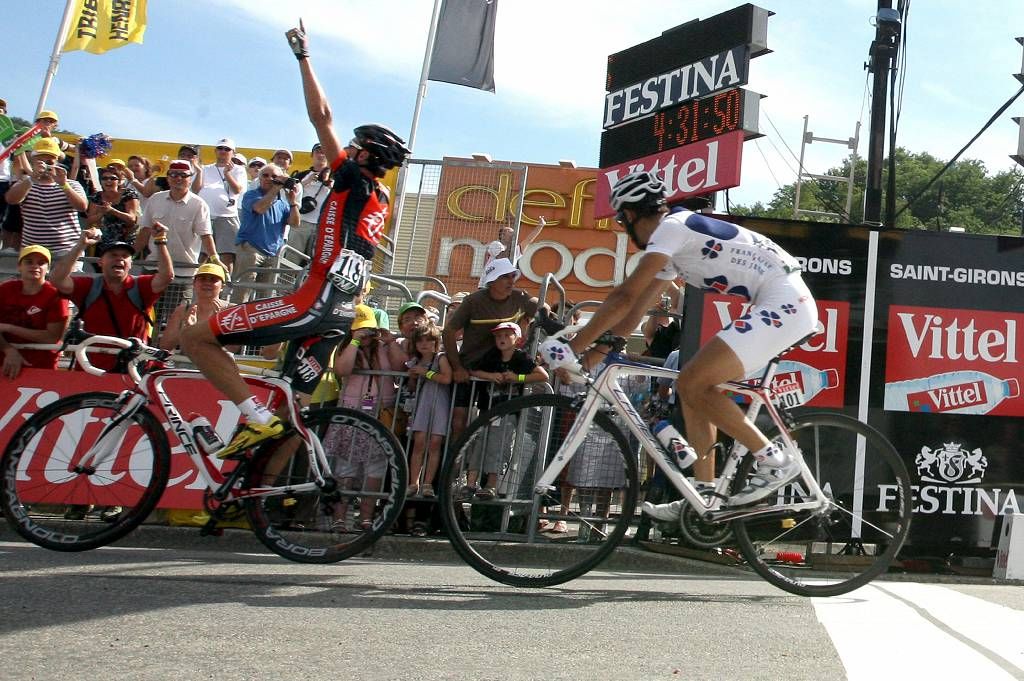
[287,21,343,165]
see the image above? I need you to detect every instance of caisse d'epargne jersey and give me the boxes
[644,210,801,302]
[311,150,390,271]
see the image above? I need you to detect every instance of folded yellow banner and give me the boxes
[62,0,147,55]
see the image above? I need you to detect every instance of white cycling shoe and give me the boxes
[728,452,801,506]
[642,499,685,522]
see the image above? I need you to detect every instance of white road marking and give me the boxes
[813,582,1024,680]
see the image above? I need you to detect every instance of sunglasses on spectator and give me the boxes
[100,176,118,181]
[250,162,265,168]
[259,172,279,179]
[168,171,192,178]
[216,146,232,151]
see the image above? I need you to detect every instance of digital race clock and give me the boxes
[599,87,761,168]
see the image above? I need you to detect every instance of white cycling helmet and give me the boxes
[609,170,669,247]
[609,170,668,211]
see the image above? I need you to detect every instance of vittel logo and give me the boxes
[896,312,1018,363]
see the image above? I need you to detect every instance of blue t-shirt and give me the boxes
[237,187,290,256]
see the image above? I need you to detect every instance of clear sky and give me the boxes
[6,1,1024,208]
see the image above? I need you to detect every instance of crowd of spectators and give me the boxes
[0,106,678,539]
[0,106,333,354]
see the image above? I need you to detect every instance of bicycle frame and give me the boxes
[72,345,333,505]
[533,355,831,523]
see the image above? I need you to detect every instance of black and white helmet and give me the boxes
[352,123,412,171]
[609,170,668,211]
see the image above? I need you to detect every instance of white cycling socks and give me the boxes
[239,397,273,425]
[751,443,787,467]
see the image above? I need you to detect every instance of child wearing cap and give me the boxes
[321,304,399,531]
[158,262,231,352]
[461,321,548,500]
[0,245,70,378]
[404,323,452,502]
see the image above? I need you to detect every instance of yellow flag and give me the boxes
[62,0,147,55]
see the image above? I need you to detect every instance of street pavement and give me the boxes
[1,527,1024,680]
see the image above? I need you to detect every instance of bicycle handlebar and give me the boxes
[72,333,171,382]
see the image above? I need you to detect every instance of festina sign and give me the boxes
[594,130,743,218]
[603,45,749,129]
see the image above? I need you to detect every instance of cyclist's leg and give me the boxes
[689,274,817,504]
[180,279,331,455]
[677,337,768,454]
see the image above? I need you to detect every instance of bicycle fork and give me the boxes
[73,390,148,475]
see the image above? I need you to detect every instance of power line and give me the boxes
[894,84,1024,220]
[753,138,783,190]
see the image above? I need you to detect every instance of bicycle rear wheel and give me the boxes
[244,406,407,563]
[439,394,639,587]
[731,412,911,597]
[0,391,171,551]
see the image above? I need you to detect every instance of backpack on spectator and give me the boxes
[74,275,154,332]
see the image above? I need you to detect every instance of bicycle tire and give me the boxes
[731,412,912,597]
[0,391,171,552]
[439,393,639,587]
[244,406,407,563]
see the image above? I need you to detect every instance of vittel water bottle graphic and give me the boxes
[771,361,840,407]
[883,370,1021,415]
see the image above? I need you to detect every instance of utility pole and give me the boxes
[863,1,901,226]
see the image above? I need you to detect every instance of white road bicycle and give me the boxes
[439,328,912,596]
[0,329,407,563]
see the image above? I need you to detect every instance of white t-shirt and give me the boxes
[140,190,212,276]
[644,209,801,303]
[198,163,246,218]
[477,240,522,287]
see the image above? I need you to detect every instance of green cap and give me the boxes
[398,301,427,319]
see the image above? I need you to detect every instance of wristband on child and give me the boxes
[426,370,437,381]
[517,374,526,383]
[350,339,361,348]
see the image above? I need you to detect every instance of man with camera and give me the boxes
[4,138,88,260]
[289,142,333,256]
[197,138,246,273]
[232,162,299,303]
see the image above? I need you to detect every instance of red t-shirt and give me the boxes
[0,280,69,370]
[69,274,160,372]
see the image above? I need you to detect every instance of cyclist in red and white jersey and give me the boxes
[541,170,818,509]
[181,21,410,459]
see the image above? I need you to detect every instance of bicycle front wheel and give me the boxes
[731,412,912,597]
[439,393,639,587]
[244,406,407,563]
[0,391,171,551]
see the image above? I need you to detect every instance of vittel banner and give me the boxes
[884,305,1022,416]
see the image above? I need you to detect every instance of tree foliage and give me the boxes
[730,148,1024,235]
